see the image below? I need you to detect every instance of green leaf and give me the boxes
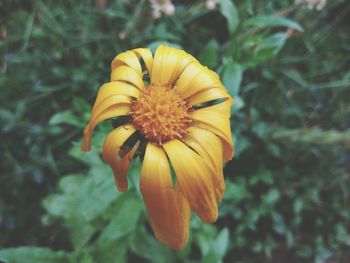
[219,0,239,35]
[131,226,175,263]
[59,174,86,194]
[49,111,82,127]
[199,40,219,68]
[262,189,280,206]
[214,228,229,259]
[0,247,71,263]
[244,15,303,32]
[75,164,120,221]
[245,32,287,68]
[231,95,244,112]
[42,194,76,219]
[70,219,96,250]
[90,238,129,263]
[99,192,143,241]
[222,62,243,96]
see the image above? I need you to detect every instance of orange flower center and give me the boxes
[131,85,192,145]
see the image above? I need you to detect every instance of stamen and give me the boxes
[131,85,192,145]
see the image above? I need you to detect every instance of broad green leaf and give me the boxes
[99,192,143,241]
[42,194,76,219]
[59,174,86,194]
[222,62,243,96]
[219,0,239,35]
[69,215,96,250]
[131,226,175,263]
[90,238,129,263]
[244,15,303,32]
[0,247,71,263]
[199,40,219,68]
[75,164,120,221]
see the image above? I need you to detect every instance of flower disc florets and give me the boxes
[130,84,192,145]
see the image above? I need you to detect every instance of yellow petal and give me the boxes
[90,95,131,123]
[111,65,144,89]
[190,110,234,161]
[102,124,138,192]
[133,48,153,75]
[111,50,142,77]
[81,104,131,152]
[174,63,222,99]
[183,127,225,202]
[193,97,233,118]
[186,86,229,107]
[151,45,196,86]
[140,143,191,250]
[162,140,218,223]
[92,81,140,112]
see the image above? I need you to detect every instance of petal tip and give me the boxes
[114,175,128,192]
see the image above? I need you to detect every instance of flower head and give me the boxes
[82,45,234,250]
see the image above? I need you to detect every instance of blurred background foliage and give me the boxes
[1,0,350,262]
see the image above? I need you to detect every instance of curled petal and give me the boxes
[111,50,143,77]
[190,110,234,161]
[163,140,218,223]
[102,124,138,192]
[111,65,144,89]
[183,127,225,201]
[174,63,222,99]
[140,143,191,250]
[90,95,132,123]
[133,48,154,75]
[81,104,131,152]
[151,45,196,86]
[93,81,140,112]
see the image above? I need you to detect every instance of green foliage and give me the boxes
[1,0,350,262]
[0,247,71,263]
[219,0,239,35]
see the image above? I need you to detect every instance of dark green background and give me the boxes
[1,0,350,262]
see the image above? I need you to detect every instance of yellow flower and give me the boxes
[81,45,234,250]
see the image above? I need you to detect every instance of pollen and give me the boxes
[130,85,192,145]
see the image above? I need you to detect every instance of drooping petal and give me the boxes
[111,50,143,77]
[140,143,191,250]
[174,63,222,99]
[162,140,218,223]
[183,127,225,201]
[81,103,131,152]
[190,110,234,161]
[151,45,196,86]
[111,65,144,89]
[133,48,154,75]
[102,124,138,192]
